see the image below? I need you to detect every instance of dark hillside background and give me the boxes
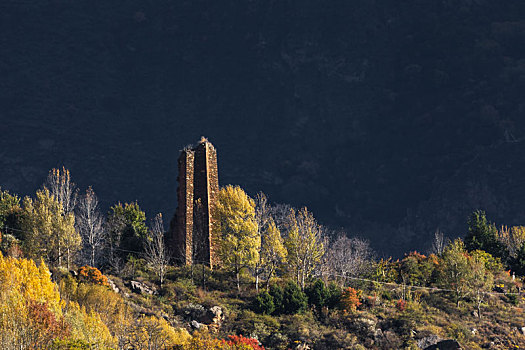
[1,0,525,256]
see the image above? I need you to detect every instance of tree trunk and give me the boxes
[266,265,275,291]
[58,244,62,268]
[255,263,259,293]
[202,263,206,291]
[477,291,482,318]
[91,246,95,267]
[236,265,241,294]
[66,248,70,270]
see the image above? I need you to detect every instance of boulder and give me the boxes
[417,334,441,349]
[129,280,157,295]
[209,306,224,325]
[107,278,120,294]
[184,303,207,320]
[184,304,224,326]
[191,320,208,331]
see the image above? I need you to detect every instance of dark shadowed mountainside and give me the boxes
[1,0,525,256]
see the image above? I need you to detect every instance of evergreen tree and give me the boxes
[252,291,275,315]
[106,202,147,268]
[281,281,308,314]
[305,279,329,309]
[465,210,507,260]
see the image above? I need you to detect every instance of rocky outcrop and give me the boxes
[417,334,441,349]
[128,280,157,295]
[107,278,120,294]
[183,303,224,331]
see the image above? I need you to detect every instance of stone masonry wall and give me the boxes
[173,149,194,265]
[171,138,218,268]
[206,144,219,268]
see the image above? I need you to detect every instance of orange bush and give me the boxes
[396,299,407,312]
[341,287,362,312]
[78,266,109,286]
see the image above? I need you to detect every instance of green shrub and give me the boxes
[270,284,284,314]
[305,279,328,308]
[281,281,308,314]
[381,290,393,301]
[505,293,519,305]
[252,291,275,315]
[325,282,343,309]
[446,323,472,344]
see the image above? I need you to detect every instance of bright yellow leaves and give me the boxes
[63,301,115,348]
[22,188,81,269]
[285,207,325,289]
[216,185,260,292]
[0,253,62,314]
[0,254,118,348]
[0,254,65,348]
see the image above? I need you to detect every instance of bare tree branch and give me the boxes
[431,229,445,256]
[43,167,77,214]
[144,214,170,287]
[76,187,106,267]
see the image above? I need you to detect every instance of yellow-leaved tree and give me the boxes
[0,254,65,348]
[22,188,81,269]
[63,301,116,348]
[285,207,325,289]
[127,315,191,350]
[216,185,260,293]
[0,254,118,349]
[261,219,287,290]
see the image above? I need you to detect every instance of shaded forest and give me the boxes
[2,1,525,255]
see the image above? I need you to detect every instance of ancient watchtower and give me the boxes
[170,137,219,268]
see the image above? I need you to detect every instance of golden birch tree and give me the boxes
[23,188,81,269]
[285,207,325,289]
[216,185,259,293]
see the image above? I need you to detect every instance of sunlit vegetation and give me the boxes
[1,169,525,348]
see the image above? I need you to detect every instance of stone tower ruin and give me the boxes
[170,137,219,268]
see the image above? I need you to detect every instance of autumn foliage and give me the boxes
[341,287,362,312]
[0,254,116,348]
[223,334,265,350]
[396,299,407,312]
[78,265,109,286]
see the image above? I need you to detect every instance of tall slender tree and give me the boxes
[285,207,325,289]
[216,185,259,293]
[23,188,80,269]
[261,219,287,290]
[76,187,106,268]
[253,192,272,292]
[43,167,77,214]
[144,213,170,287]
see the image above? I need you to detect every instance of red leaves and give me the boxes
[27,300,69,348]
[223,334,265,350]
[396,299,407,312]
